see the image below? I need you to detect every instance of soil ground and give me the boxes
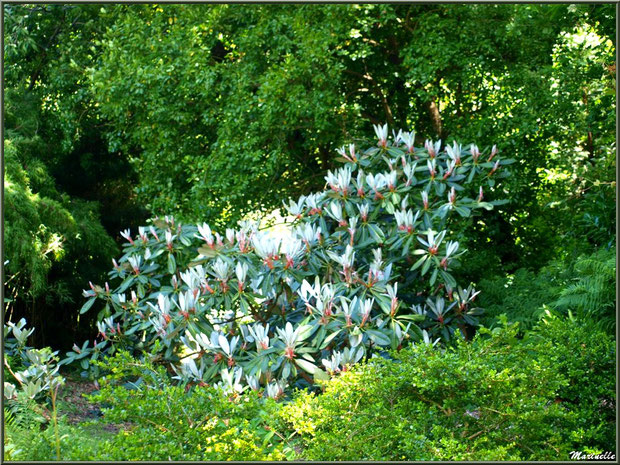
[57,375,131,434]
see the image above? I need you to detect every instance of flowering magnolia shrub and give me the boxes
[66,124,513,395]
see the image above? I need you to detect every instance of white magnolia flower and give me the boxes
[138,226,148,241]
[445,241,459,258]
[173,358,206,382]
[295,223,321,246]
[338,295,358,325]
[251,232,280,259]
[355,170,365,194]
[401,130,416,152]
[284,196,306,217]
[282,238,305,265]
[196,222,214,245]
[211,258,231,280]
[373,123,388,146]
[149,225,160,241]
[217,333,240,357]
[327,244,355,269]
[165,230,175,246]
[305,193,324,212]
[403,162,418,185]
[245,374,261,391]
[120,229,134,244]
[226,228,236,244]
[324,166,352,194]
[359,298,374,324]
[276,321,311,348]
[299,277,322,303]
[445,141,462,165]
[127,255,142,273]
[424,139,441,157]
[386,171,397,190]
[418,229,447,252]
[248,323,270,351]
[326,201,344,223]
[336,143,357,162]
[426,296,455,319]
[216,367,244,395]
[427,159,437,177]
[265,380,287,399]
[180,265,205,289]
[357,203,370,221]
[366,173,387,192]
[395,208,419,232]
[176,290,196,313]
[322,347,364,374]
[235,261,248,284]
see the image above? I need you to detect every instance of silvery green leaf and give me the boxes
[295,358,318,374]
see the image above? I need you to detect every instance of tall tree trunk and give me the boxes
[426,97,444,140]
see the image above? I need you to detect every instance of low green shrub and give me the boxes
[83,351,288,461]
[277,316,615,460]
[6,314,613,461]
[531,310,616,452]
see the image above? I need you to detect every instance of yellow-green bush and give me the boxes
[278,316,615,460]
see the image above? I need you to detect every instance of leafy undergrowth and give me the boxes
[276,314,616,461]
[4,375,128,461]
[4,314,615,461]
[477,246,616,334]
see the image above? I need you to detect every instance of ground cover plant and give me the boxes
[4,312,615,461]
[478,246,616,333]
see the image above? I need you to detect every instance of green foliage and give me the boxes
[5,316,614,461]
[3,319,68,461]
[4,138,118,347]
[81,351,287,461]
[4,418,114,462]
[477,246,616,332]
[476,266,568,331]
[278,317,615,460]
[531,311,616,451]
[554,247,616,332]
[3,4,146,348]
[4,6,614,348]
[4,140,66,299]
